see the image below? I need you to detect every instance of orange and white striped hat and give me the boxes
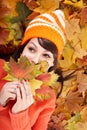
[22,9,66,59]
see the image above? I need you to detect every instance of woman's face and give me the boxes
[21,38,54,68]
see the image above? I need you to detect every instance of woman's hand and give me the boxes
[0,82,18,107]
[12,80,34,114]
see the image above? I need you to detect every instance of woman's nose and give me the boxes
[31,55,40,64]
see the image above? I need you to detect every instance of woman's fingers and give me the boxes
[21,80,34,104]
[4,81,19,89]
[8,87,16,94]
[16,87,21,101]
[11,80,34,113]
[0,81,18,106]
[23,80,34,105]
[5,93,16,104]
[22,80,32,95]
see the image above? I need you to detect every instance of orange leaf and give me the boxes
[23,0,39,10]
[36,73,51,82]
[5,57,34,80]
[35,85,51,101]
[0,6,10,19]
[11,57,33,79]
[79,8,87,26]
[27,12,40,21]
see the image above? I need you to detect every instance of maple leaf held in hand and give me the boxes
[3,56,58,99]
[4,56,34,81]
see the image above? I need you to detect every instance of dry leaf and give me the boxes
[34,0,59,13]
[65,90,84,112]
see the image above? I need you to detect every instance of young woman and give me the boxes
[0,9,66,130]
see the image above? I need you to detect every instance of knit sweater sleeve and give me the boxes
[9,88,56,130]
[9,109,31,130]
[32,88,56,130]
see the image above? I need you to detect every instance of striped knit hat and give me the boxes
[22,9,66,59]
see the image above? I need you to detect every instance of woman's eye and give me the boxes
[28,47,35,52]
[43,54,51,58]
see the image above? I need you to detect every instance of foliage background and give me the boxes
[0,0,87,129]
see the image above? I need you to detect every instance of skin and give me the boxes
[0,38,54,114]
[22,38,54,67]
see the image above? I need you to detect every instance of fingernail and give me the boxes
[16,85,19,88]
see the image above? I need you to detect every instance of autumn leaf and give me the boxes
[48,114,66,130]
[80,106,87,122]
[4,56,34,81]
[20,0,40,21]
[27,11,40,21]
[63,17,87,68]
[76,55,87,67]
[0,27,10,45]
[77,71,87,93]
[65,90,84,112]
[66,112,82,130]
[23,0,39,10]
[80,25,87,51]
[65,18,80,45]
[34,0,59,13]
[0,6,10,20]
[3,56,43,96]
[11,2,32,23]
[3,56,58,98]
[36,71,58,87]
[64,0,84,8]
[73,44,87,59]
[29,78,43,95]
[43,71,58,87]
[59,43,75,69]
[4,56,49,80]
[0,1,11,28]
[3,0,22,16]
[34,85,51,101]
[0,2,23,46]
[76,121,87,130]
[36,73,51,82]
[79,8,87,26]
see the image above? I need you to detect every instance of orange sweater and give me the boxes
[0,59,56,130]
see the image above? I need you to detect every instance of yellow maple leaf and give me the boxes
[29,79,43,95]
[65,18,80,44]
[59,44,74,69]
[65,17,87,63]
[34,0,59,13]
[73,44,87,59]
[64,0,84,8]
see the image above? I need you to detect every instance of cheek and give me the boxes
[47,59,54,68]
[21,49,30,60]
[22,50,35,63]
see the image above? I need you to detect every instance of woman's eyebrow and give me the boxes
[29,42,37,48]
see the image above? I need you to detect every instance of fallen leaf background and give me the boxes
[0,0,87,129]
